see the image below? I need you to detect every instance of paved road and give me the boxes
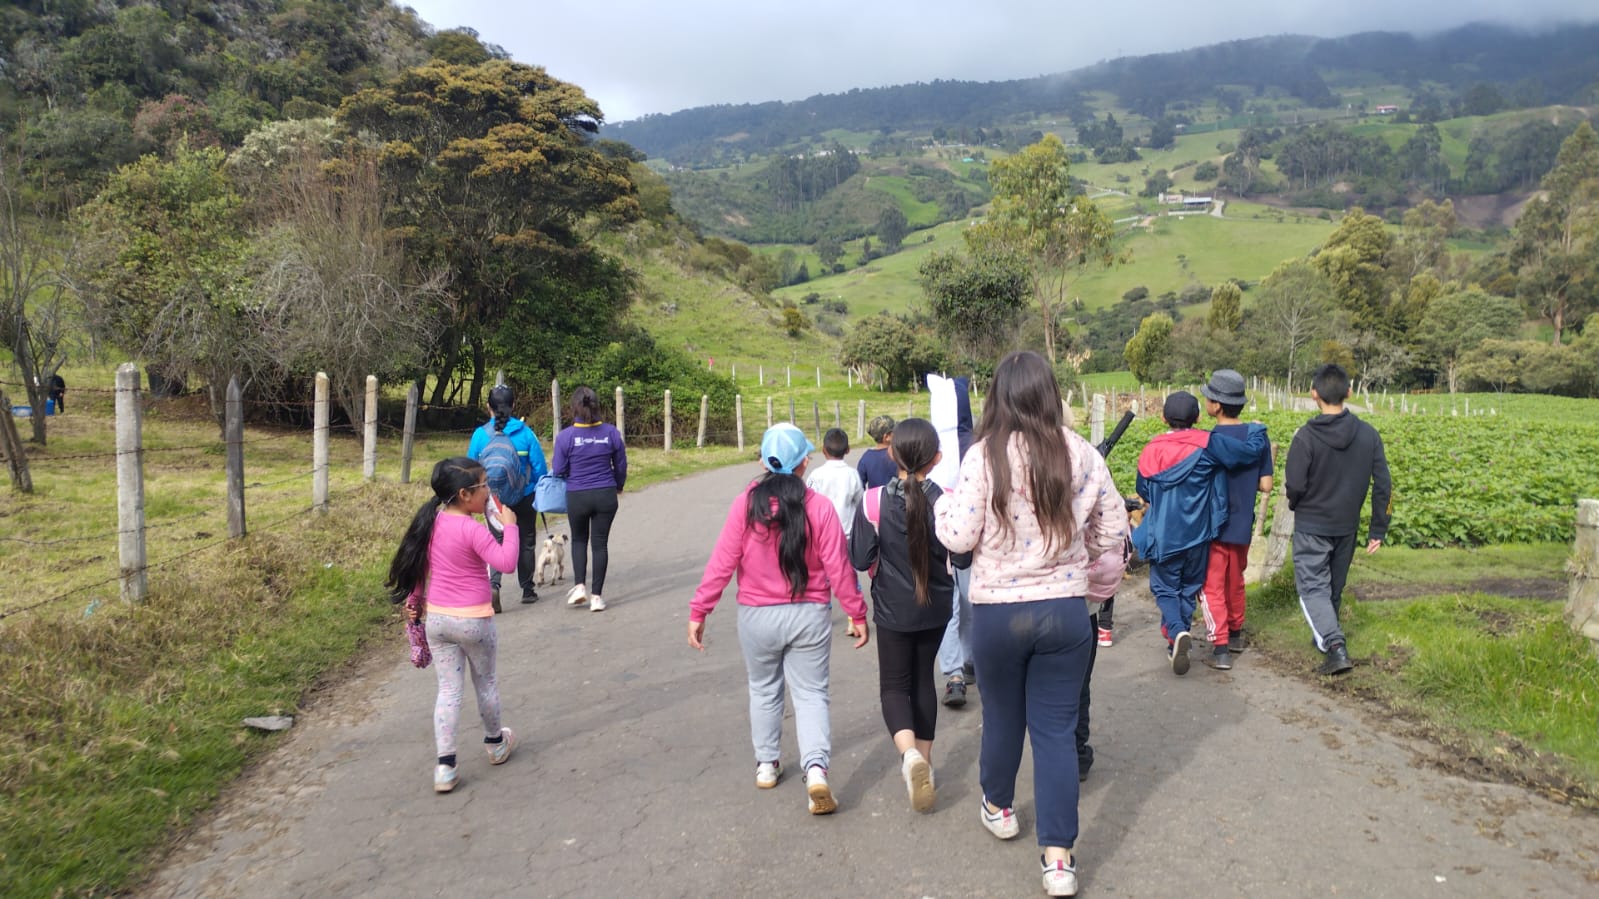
[142,461,1599,898]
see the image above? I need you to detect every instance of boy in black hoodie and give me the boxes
[1284,364,1392,676]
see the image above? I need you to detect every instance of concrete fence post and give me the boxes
[857,400,866,440]
[551,379,561,442]
[115,363,148,602]
[1089,394,1106,446]
[226,377,245,539]
[615,386,626,441]
[1565,499,1599,654]
[735,395,745,451]
[766,396,773,430]
[363,375,378,481]
[664,389,673,452]
[697,395,709,448]
[312,372,329,513]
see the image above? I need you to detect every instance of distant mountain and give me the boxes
[606,22,1599,165]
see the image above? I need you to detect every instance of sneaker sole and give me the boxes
[807,781,837,815]
[1172,632,1191,675]
[756,777,780,789]
[434,778,457,794]
[907,757,935,812]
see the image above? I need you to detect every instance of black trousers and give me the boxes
[567,486,619,595]
[502,493,539,595]
[877,625,946,741]
[1077,612,1100,767]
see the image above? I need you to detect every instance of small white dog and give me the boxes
[534,533,569,586]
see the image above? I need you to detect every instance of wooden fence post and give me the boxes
[759,364,764,386]
[857,400,866,440]
[115,363,147,602]
[735,395,745,451]
[731,363,736,385]
[833,400,841,429]
[697,394,708,448]
[816,366,821,388]
[0,391,33,493]
[812,402,822,444]
[664,389,673,452]
[313,371,329,513]
[1090,394,1106,446]
[786,366,791,388]
[615,386,626,441]
[766,396,773,430]
[551,378,560,442]
[226,377,245,539]
[363,375,378,481]
[1566,499,1599,653]
[400,383,418,484]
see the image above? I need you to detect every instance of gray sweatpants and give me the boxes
[1293,531,1357,651]
[736,602,833,771]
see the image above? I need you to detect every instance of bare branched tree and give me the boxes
[247,148,447,422]
[0,146,78,444]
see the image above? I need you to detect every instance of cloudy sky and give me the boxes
[401,1,1597,122]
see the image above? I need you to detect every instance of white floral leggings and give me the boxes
[425,613,501,757]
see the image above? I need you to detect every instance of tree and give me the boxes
[1123,312,1174,384]
[1148,118,1177,150]
[840,314,944,391]
[1511,121,1599,345]
[1240,260,1341,392]
[1206,281,1243,333]
[814,235,843,269]
[0,147,76,445]
[1139,169,1173,198]
[1313,208,1394,334]
[918,246,1029,364]
[1388,199,1456,286]
[876,205,908,253]
[337,60,639,407]
[78,143,266,428]
[1414,288,1524,393]
[973,133,1116,363]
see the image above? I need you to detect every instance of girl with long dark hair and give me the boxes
[387,457,522,793]
[934,352,1128,897]
[688,424,870,815]
[849,417,970,813]
[552,385,627,612]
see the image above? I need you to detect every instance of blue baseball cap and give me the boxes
[760,423,815,474]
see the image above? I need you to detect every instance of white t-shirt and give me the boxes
[807,458,865,538]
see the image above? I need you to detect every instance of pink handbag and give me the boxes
[404,590,431,669]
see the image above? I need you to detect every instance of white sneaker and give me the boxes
[565,584,588,606]
[485,727,515,765]
[1041,855,1078,897]
[805,765,836,815]
[755,760,782,789]
[979,796,1020,839]
[433,764,458,793]
[902,749,935,812]
[589,594,606,612]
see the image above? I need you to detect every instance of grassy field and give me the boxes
[0,369,759,897]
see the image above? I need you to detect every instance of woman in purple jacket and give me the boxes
[552,386,628,612]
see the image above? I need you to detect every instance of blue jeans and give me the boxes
[972,597,1093,849]
[1148,544,1210,643]
[938,566,973,677]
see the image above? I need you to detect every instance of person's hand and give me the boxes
[687,619,706,651]
[1366,538,1382,555]
[497,496,518,529]
[406,603,423,624]
[847,619,869,649]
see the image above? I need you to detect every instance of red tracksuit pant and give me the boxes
[1200,541,1249,645]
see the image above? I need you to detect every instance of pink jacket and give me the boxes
[406,513,520,610]
[690,482,868,624]
[935,427,1128,605]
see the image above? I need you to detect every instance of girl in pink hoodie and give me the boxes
[688,424,870,815]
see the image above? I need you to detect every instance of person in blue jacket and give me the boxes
[468,385,549,608]
[1132,392,1267,676]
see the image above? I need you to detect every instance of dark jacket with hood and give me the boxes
[1132,424,1269,563]
[849,478,972,633]
[1284,409,1392,541]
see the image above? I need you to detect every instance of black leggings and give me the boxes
[567,487,619,596]
[877,625,946,741]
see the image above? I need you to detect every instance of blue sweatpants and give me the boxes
[972,597,1093,849]
[1149,543,1210,644]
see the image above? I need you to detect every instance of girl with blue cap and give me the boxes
[688,423,870,814]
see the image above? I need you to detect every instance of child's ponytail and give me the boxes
[890,417,941,607]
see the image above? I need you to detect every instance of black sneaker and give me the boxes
[1170,631,1192,676]
[520,588,539,605]
[943,678,968,707]
[1077,754,1093,782]
[1315,643,1353,676]
[1206,645,1233,670]
[963,662,976,685]
[1228,629,1246,653]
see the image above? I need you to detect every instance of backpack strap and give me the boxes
[863,486,883,531]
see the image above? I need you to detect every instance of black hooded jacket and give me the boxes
[1284,409,1392,541]
[849,478,972,632]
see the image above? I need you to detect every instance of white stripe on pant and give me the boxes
[736,602,833,770]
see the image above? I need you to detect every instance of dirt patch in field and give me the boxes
[1352,577,1566,602]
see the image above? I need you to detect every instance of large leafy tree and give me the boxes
[1414,288,1523,393]
[973,133,1117,363]
[1312,208,1394,334]
[918,246,1029,368]
[1240,260,1343,391]
[1511,121,1599,345]
[337,60,639,406]
[1123,312,1174,385]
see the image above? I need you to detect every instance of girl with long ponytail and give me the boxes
[847,417,970,814]
[687,423,870,816]
[386,457,523,794]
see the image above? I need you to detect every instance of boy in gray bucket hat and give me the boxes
[1199,370,1275,669]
